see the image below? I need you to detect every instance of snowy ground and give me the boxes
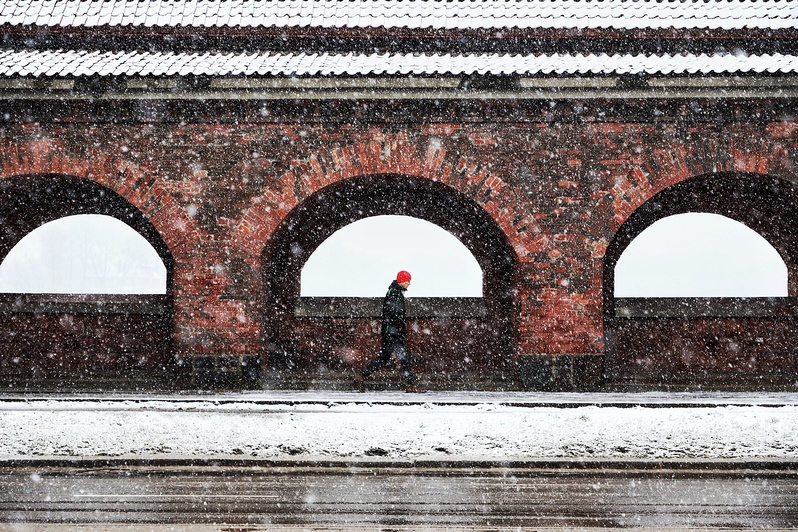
[1,391,797,461]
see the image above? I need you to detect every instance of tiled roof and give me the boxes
[0,0,795,31]
[1,49,796,77]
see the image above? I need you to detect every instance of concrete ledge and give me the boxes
[7,75,798,101]
[0,293,171,315]
[294,296,487,318]
[614,297,798,318]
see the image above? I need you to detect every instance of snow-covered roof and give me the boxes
[0,0,795,31]
[1,1,795,79]
[2,49,796,77]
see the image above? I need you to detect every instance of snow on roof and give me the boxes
[1,49,796,77]
[0,0,795,31]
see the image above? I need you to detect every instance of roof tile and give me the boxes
[2,48,797,77]
[1,0,795,31]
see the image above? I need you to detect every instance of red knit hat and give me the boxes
[396,270,412,283]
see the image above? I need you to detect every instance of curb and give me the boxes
[3,455,798,473]
[2,392,798,409]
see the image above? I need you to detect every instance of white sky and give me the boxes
[614,212,787,298]
[0,212,788,298]
[0,214,166,294]
[301,215,483,297]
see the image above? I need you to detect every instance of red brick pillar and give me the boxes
[171,250,263,389]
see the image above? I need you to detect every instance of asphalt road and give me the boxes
[1,460,797,530]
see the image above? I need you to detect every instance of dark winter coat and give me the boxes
[382,280,407,338]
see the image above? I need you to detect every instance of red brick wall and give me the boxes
[0,98,796,388]
[606,315,798,389]
[0,298,173,385]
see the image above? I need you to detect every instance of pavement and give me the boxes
[2,527,797,532]
[2,456,798,530]
[3,389,798,407]
[1,392,797,530]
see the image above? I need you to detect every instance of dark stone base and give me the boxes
[262,367,519,392]
[517,354,605,392]
[175,355,262,390]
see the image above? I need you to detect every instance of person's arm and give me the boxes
[383,287,405,335]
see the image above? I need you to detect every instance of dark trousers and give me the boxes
[361,335,416,385]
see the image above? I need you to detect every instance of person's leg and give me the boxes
[392,341,425,393]
[393,343,415,386]
[361,340,394,378]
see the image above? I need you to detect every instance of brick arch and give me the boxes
[232,137,544,260]
[604,138,795,231]
[0,140,191,386]
[605,171,798,301]
[256,171,521,386]
[602,171,798,389]
[0,139,201,259]
[0,174,174,277]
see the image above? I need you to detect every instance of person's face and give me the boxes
[399,280,411,290]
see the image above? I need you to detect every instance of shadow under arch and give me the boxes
[603,172,798,390]
[261,174,518,390]
[0,174,175,389]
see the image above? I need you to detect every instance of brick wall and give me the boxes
[606,299,798,390]
[0,294,173,389]
[0,97,796,389]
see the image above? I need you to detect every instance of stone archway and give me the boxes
[603,172,798,389]
[0,174,175,388]
[0,174,174,271]
[260,174,518,389]
[0,140,200,260]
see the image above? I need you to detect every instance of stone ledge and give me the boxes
[614,297,798,318]
[0,294,171,316]
[294,297,487,318]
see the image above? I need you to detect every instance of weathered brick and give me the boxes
[0,98,794,388]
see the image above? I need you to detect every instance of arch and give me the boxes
[0,175,174,281]
[233,137,544,261]
[0,213,168,295]
[603,172,798,389]
[604,173,798,303]
[614,212,788,298]
[300,215,484,297]
[0,174,176,384]
[0,140,201,259]
[603,138,795,232]
[260,174,518,386]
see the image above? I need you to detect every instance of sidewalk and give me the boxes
[1,391,797,462]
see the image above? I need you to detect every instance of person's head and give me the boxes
[396,270,411,289]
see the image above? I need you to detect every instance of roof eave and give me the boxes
[1,73,797,101]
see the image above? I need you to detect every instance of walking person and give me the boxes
[353,270,426,393]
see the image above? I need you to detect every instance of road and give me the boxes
[1,460,797,530]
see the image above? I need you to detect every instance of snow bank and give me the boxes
[1,396,797,460]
